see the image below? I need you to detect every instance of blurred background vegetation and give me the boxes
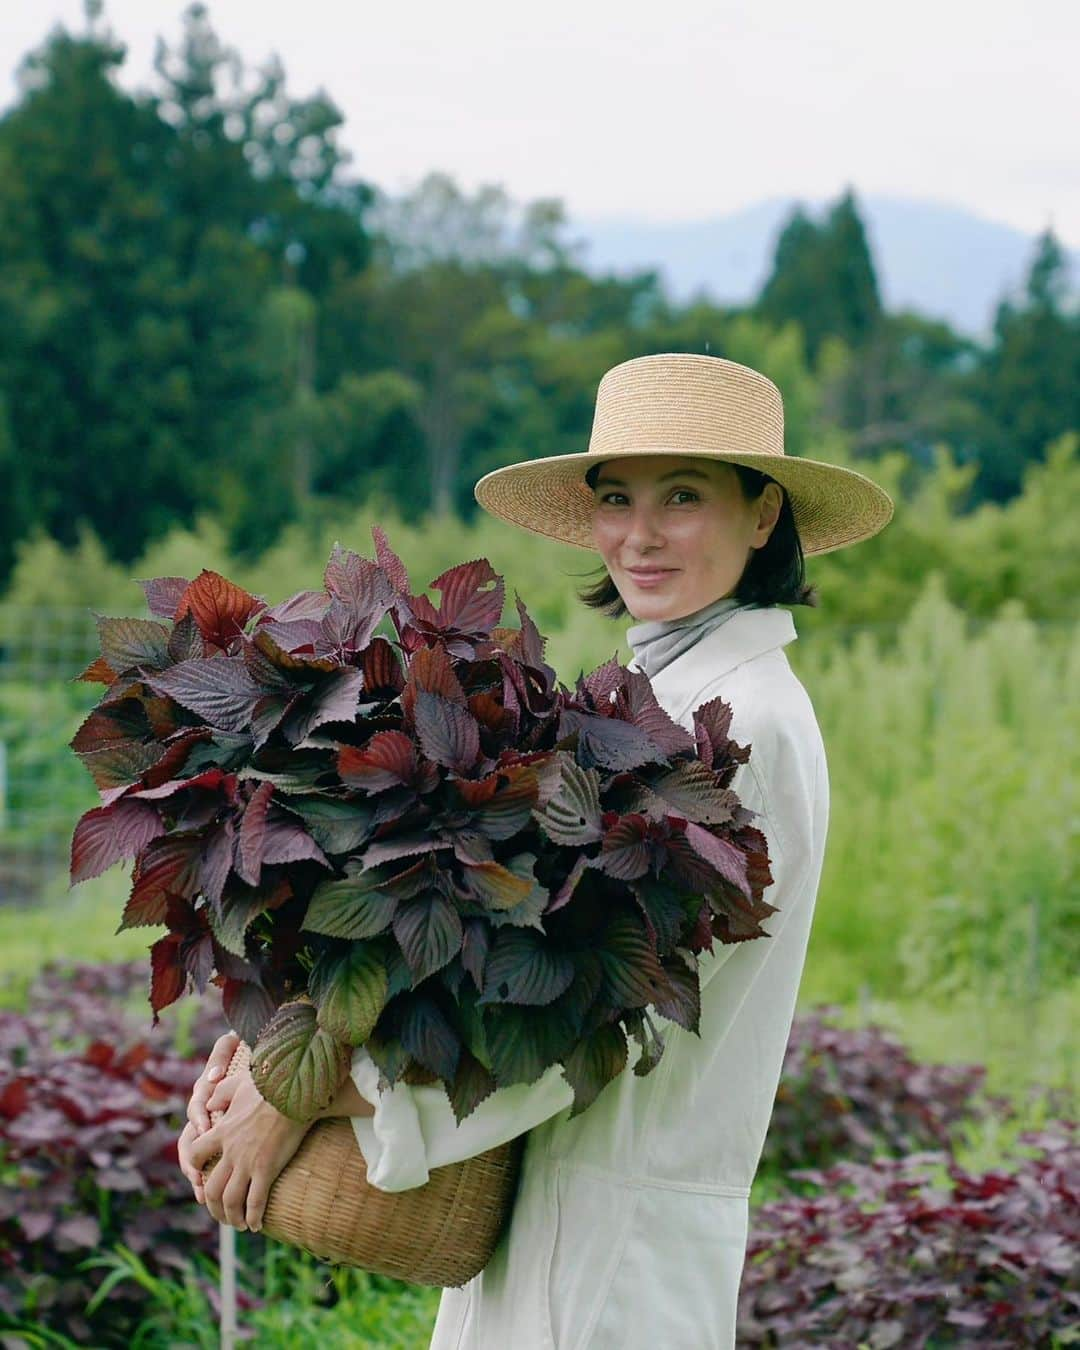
[0,4,1076,1105]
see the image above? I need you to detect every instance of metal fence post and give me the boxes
[219,1223,237,1349]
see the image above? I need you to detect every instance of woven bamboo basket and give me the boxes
[203,1041,525,1286]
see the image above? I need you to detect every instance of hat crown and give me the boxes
[589,353,785,462]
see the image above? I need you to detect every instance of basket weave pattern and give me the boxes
[203,1041,524,1286]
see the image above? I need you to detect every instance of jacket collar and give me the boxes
[626,605,797,693]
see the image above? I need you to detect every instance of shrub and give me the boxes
[738,1124,1079,1347]
[0,967,225,1344]
[760,1004,1001,1175]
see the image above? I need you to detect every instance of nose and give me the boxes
[622,501,666,551]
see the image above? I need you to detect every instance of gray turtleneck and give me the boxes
[625,594,757,680]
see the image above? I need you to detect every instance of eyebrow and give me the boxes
[592,467,714,487]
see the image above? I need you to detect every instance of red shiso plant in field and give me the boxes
[68,527,774,1126]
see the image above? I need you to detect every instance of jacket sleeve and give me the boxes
[348,1050,576,1192]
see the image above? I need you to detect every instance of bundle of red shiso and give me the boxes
[68,527,775,1125]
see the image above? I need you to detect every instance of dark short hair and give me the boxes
[572,460,819,618]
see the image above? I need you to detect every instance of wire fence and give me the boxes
[0,605,106,903]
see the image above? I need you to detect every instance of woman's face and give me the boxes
[588,454,783,621]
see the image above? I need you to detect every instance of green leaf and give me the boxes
[562,1022,628,1117]
[478,928,575,1007]
[532,758,603,845]
[447,1047,498,1124]
[400,994,461,1081]
[651,954,701,1035]
[95,614,172,673]
[250,999,350,1121]
[478,853,549,932]
[277,795,374,854]
[302,871,399,939]
[598,913,668,1009]
[207,886,273,958]
[392,893,463,983]
[461,858,534,910]
[309,943,389,1045]
[631,875,698,955]
[484,1004,578,1087]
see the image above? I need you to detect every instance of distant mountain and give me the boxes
[567,194,1079,343]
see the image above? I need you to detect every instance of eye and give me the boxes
[597,488,699,505]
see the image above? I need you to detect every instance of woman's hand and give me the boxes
[187,1030,241,1134]
[182,1067,313,1232]
[177,1031,241,1205]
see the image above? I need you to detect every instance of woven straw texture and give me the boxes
[203,1041,524,1286]
[473,352,895,556]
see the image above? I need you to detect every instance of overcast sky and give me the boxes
[4,0,1079,247]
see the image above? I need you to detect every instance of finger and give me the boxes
[190,1033,241,1132]
[177,1122,202,1187]
[179,1126,207,1203]
[203,1163,230,1226]
[222,1168,250,1231]
[205,1075,240,1115]
[246,1172,270,1234]
[188,1123,222,1173]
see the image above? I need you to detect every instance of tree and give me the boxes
[968,227,1080,501]
[754,187,882,366]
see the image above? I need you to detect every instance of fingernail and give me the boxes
[208,1066,223,1081]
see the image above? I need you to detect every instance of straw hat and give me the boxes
[473,352,894,556]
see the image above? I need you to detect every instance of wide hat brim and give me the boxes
[472,353,895,557]
[474,448,894,558]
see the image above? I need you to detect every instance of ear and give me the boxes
[752,482,783,547]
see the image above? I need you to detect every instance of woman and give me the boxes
[179,352,894,1348]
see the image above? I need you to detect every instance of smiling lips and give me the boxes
[626,567,677,586]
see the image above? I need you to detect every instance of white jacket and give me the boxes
[348,605,829,1350]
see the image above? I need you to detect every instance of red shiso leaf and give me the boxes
[141,657,262,732]
[149,932,187,1020]
[282,666,365,746]
[598,813,652,881]
[138,575,191,619]
[691,694,751,781]
[175,569,266,650]
[413,691,480,775]
[70,700,148,753]
[236,781,275,887]
[684,821,752,898]
[408,642,467,703]
[258,588,332,624]
[412,557,504,636]
[141,727,214,788]
[251,625,338,673]
[201,819,237,907]
[128,766,229,800]
[360,635,405,695]
[70,798,165,884]
[120,836,203,929]
[74,655,119,684]
[371,524,411,596]
[259,808,331,869]
[167,610,204,663]
[469,689,513,736]
[339,731,417,792]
